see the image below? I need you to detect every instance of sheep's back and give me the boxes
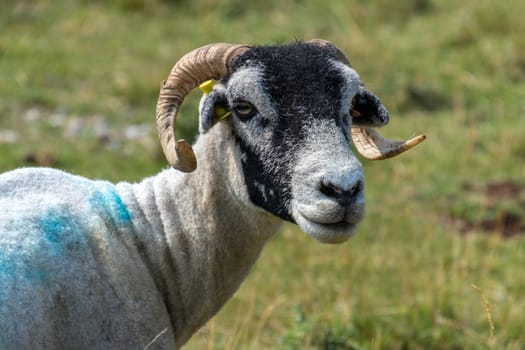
[0,168,175,349]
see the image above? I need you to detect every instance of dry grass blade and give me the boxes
[144,328,168,350]
[471,284,495,348]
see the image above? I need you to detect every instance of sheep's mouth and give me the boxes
[290,190,365,244]
[292,208,360,244]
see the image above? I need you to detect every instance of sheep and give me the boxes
[0,40,425,349]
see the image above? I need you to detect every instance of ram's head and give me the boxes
[156,41,425,243]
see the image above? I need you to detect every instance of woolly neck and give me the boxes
[116,123,281,346]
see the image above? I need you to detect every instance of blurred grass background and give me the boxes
[1,0,525,348]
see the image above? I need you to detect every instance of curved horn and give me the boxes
[307,39,425,159]
[351,127,426,160]
[156,43,251,172]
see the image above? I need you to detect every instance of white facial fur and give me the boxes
[333,61,362,118]
[290,118,365,243]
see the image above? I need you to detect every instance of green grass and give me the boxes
[1,0,525,348]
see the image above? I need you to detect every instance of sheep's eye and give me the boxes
[233,101,256,119]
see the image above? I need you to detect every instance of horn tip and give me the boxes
[406,134,426,148]
[170,140,197,172]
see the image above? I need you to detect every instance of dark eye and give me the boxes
[233,101,256,119]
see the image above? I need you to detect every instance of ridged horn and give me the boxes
[307,39,425,159]
[351,127,426,160]
[156,43,251,172]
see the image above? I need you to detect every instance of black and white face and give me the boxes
[199,43,387,243]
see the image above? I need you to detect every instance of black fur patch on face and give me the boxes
[229,42,351,221]
[236,135,294,222]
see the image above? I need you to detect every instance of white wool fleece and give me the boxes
[0,123,280,349]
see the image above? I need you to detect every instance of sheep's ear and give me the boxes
[199,87,231,133]
[351,87,390,127]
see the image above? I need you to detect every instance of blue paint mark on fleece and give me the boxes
[41,213,68,245]
[39,211,85,256]
[89,183,132,228]
[0,208,85,295]
[0,252,17,301]
[35,210,86,278]
[0,250,25,299]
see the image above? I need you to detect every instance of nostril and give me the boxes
[320,181,343,198]
[320,179,363,205]
[349,181,363,198]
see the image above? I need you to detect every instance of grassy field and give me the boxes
[1,0,525,348]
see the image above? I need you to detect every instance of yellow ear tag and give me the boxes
[198,80,231,120]
[199,80,214,94]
